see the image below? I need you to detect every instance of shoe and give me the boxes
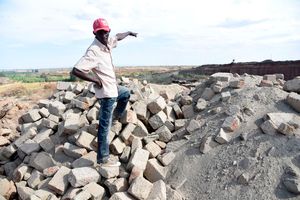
[100,158,121,167]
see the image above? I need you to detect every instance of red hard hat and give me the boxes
[93,18,110,33]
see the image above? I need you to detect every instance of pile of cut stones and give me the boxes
[1,73,300,199]
[0,77,190,200]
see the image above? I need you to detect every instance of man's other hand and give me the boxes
[94,80,102,89]
[129,32,138,37]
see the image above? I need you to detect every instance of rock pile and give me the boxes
[1,73,300,199]
[0,79,190,199]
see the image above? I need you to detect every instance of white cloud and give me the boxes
[1,0,299,42]
[0,0,299,66]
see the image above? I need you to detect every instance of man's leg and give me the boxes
[97,97,116,164]
[114,86,130,119]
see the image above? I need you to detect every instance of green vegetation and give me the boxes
[1,71,70,83]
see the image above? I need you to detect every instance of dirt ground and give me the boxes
[166,82,300,199]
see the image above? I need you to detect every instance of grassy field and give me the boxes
[0,71,70,83]
[0,82,56,98]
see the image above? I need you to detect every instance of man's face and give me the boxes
[95,30,110,46]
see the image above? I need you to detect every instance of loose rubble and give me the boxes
[0,73,300,199]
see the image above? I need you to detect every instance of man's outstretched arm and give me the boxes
[71,68,102,87]
[116,31,138,41]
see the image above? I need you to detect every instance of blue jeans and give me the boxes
[97,86,130,163]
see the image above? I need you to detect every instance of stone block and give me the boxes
[230,79,245,88]
[180,95,193,105]
[39,107,50,118]
[132,101,148,122]
[263,74,277,81]
[147,180,167,200]
[260,120,278,135]
[174,119,188,131]
[63,91,76,103]
[110,192,135,200]
[38,99,51,108]
[222,116,240,132]
[99,166,120,179]
[111,137,126,155]
[74,83,84,94]
[143,135,159,144]
[186,119,202,133]
[278,123,296,135]
[63,142,87,159]
[120,146,131,163]
[181,105,194,119]
[215,128,231,144]
[40,138,55,152]
[128,177,153,200]
[13,164,31,182]
[155,141,166,149]
[157,151,176,166]
[0,177,16,199]
[82,182,105,200]
[16,186,34,200]
[27,170,45,189]
[19,139,41,155]
[164,105,176,122]
[87,107,98,122]
[61,187,81,200]
[40,118,58,130]
[111,120,123,135]
[14,128,37,148]
[33,128,53,143]
[72,151,97,168]
[71,99,90,110]
[1,144,17,159]
[57,82,72,91]
[73,190,91,200]
[107,178,129,195]
[120,110,138,125]
[128,166,144,184]
[120,123,136,145]
[144,158,167,183]
[22,109,42,123]
[260,80,273,87]
[130,138,143,154]
[149,111,167,130]
[210,72,232,82]
[155,125,172,143]
[147,96,166,114]
[29,152,55,172]
[63,113,81,135]
[75,131,96,151]
[173,104,183,119]
[284,78,300,92]
[164,120,175,132]
[144,141,161,158]
[287,92,300,112]
[48,101,66,116]
[68,167,100,187]
[132,120,148,137]
[127,148,150,171]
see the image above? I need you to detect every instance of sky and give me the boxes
[0,0,299,69]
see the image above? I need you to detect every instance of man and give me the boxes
[71,18,137,167]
